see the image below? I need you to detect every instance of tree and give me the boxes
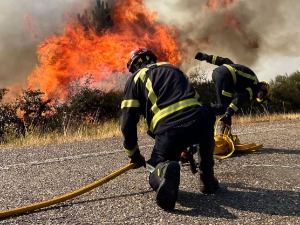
[189,66,216,105]
[269,71,300,112]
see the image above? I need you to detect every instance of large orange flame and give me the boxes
[28,0,181,100]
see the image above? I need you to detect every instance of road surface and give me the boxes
[1,120,300,224]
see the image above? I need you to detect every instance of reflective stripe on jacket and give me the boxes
[214,63,259,115]
[205,54,260,115]
[121,62,202,151]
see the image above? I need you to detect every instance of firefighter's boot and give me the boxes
[200,172,219,194]
[198,139,220,194]
[149,161,180,210]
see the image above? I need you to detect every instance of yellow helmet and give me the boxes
[256,81,272,103]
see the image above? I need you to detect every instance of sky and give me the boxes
[0,0,83,88]
[145,0,300,81]
[0,0,299,90]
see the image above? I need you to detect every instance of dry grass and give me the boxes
[233,112,300,124]
[1,113,299,150]
[1,120,123,150]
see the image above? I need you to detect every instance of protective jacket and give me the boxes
[121,62,202,154]
[205,55,259,115]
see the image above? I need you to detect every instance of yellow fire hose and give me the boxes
[0,162,136,219]
[214,119,263,160]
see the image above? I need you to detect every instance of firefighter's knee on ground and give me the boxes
[149,161,181,210]
[149,161,170,191]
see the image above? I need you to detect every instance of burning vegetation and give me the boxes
[0,0,299,145]
[77,0,113,34]
[27,0,181,100]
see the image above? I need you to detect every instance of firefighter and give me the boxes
[121,47,219,210]
[195,52,271,133]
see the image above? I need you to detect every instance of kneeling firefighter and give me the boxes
[121,47,219,210]
[195,52,272,134]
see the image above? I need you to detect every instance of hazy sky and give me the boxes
[145,0,300,81]
[0,0,299,89]
[0,0,86,87]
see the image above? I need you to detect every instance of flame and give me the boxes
[28,0,181,100]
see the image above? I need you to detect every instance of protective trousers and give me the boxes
[147,105,217,193]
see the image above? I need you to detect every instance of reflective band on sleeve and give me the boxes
[224,64,237,84]
[212,55,217,64]
[229,103,238,112]
[121,100,140,109]
[222,90,233,98]
[124,145,139,157]
[246,87,253,100]
[150,98,202,132]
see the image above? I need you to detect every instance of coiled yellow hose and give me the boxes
[213,118,263,160]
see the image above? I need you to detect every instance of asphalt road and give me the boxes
[1,119,300,225]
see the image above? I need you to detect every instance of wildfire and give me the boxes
[28,0,181,100]
[26,0,259,101]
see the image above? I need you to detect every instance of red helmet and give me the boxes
[127,47,157,73]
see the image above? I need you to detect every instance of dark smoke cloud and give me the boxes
[145,0,300,77]
[0,0,299,90]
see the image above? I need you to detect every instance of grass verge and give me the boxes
[1,112,299,150]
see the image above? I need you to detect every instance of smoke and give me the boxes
[0,0,299,90]
[145,0,300,75]
[0,0,90,88]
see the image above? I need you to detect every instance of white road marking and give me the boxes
[1,144,153,170]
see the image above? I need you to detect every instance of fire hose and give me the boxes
[1,120,263,218]
[180,118,264,173]
[0,162,136,219]
[214,119,263,160]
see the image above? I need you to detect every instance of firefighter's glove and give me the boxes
[220,113,231,126]
[195,52,208,61]
[129,149,146,169]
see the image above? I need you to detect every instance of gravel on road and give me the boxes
[1,119,300,225]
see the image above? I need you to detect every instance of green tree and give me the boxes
[189,66,216,105]
[270,71,300,112]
